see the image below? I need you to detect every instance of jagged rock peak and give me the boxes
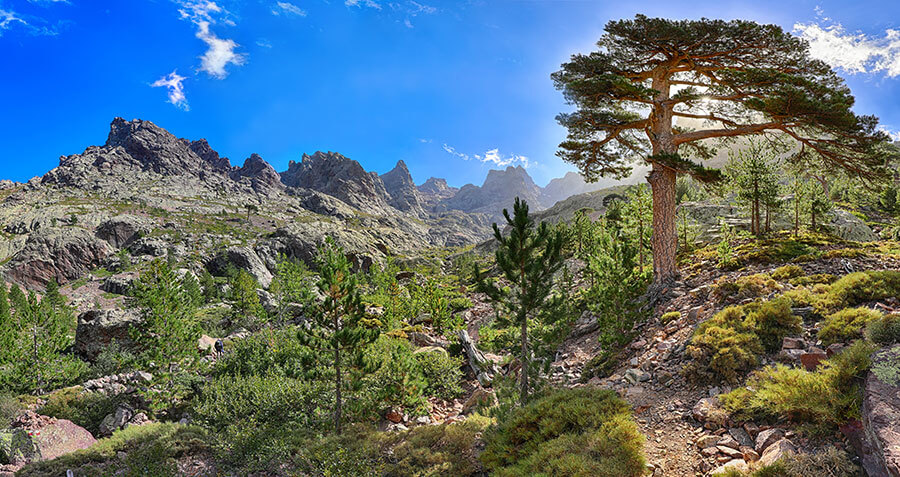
[189,139,232,171]
[97,117,216,178]
[381,160,424,215]
[418,177,455,196]
[279,151,390,213]
[232,153,283,193]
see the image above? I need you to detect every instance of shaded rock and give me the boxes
[280,151,392,214]
[95,215,152,248]
[862,345,900,476]
[208,246,273,288]
[417,177,458,208]
[75,309,142,360]
[462,388,494,415]
[101,272,137,295]
[3,228,111,288]
[781,337,806,350]
[755,428,785,453]
[458,330,500,387]
[231,153,283,194]
[381,160,425,216]
[98,404,134,437]
[728,427,755,449]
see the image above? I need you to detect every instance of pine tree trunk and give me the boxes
[334,310,342,435]
[520,314,528,404]
[648,163,677,284]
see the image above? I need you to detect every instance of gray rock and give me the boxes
[861,345,900,477]
[755,428,785,453]
[95,215,152,248]
[758,438,796,466]
[381,160,425,217]
[208,246,273,288]
[3,228,111,288]
[102,273,137,295]
[99,404,134,437]
[75,309,143,360]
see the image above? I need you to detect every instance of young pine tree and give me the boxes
[229,269,265,327]
[475,198,564,404]
[725,141,782,237]
[18,291,84,394]
[298,238,380,435]
[0,283,13,364]
[130,260,199,364]
[622,185,653,271]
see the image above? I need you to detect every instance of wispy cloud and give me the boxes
[256,38,272,48]
[0,8,26,35]
[345,0,381,10]
[173,1,245,79]
[442,144,532,168]
[794,14,900,77]
[195,20,246,78]
[152,70,190,110]
[272,1,306,17]
[27,0,71,4]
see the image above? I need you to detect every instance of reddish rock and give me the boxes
[800,351,828,371]
[861,346,900,477]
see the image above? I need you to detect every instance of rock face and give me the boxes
[189,138,232,171]
[0,411,96,467]
[3,228,111,288]
[417,177,458,207]
[381,160,425,216]
[540,171,628,208]
[207,246,274,288]
[75,309,143,360]
[444,166,545,221]
[95,215,152,248]
[862,345,900,477]
[280,151,392,214]
[231,153,284,194]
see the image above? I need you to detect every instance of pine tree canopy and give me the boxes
[552,14,891,183]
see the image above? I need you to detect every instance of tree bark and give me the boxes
[334,310,342,435]
[648,163,677,284]
[520,314,528,405]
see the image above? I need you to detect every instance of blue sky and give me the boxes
[2,0,900,187]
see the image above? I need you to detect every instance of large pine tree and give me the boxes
[553,15,889,284]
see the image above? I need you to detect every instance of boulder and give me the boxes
[95,214,152,248]
[208,246,273,288]
[75,309,143,360]
[826,209,878,242]
[758,438,796,466]
[0,411,96,466]
[862,345,900,476]
[755,428,784,453]
[711,459,748,475]
[198,335,218,354]
[98,404,134,437]
[800,350,828,371]
[3,228,111,288]
[101,272,137,295]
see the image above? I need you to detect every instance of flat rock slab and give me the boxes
[863,346,900,477]
[1,413,96,465]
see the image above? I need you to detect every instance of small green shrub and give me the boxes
[415,349,464,401]
[744,298,802,352]
[712,273,780,302]
[685,306,762,383]
[374,415,491,476]
[449,297,473,312]
[818,307,883,346]
[38,387,127,436]
[661,311,681,324]
[866,314,900,345]
[789,273,837,286]
[816,271,900,314]
[0,393,22,425]
[771,265,804,281]
[481,388,645,477]
[721,341,875,434]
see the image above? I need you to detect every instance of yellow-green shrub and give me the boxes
[771,265,804,281]
[712,274,780,302]
[865,314,900,346]
[744,298,802,352]
[789,273,837,286]
[481,388,645,477]
[818,307,883,346]
[721,341,875,434]
[660,311,681,324]
[815,271,900,314]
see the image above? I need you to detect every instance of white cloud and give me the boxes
[272,1,306,16]
[256,38,272,48]
[879,126,900,142]
[442,144,532,168]
[404,18,412,28]
[345,0,381,10]
[195,20,246,78]
[408,1,435,15]
[0,9,26,35]
[152,70,190,110]
[794,20,900,77]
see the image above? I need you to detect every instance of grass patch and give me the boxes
[480,388,645,477]
[818,307,883,346]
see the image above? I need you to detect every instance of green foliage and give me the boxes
[0,393,22,425]
[299,238,381,434]
[270,257,315,326]
[181,272,203,309]
[38,387,127,436]
[228,268,265,328]
[475,198,564,404]
[481,388,645,477]
[866,313,900,345]
[362,337,428,416]
[415,349,464,401]
[686,299,800,382]
[16,423,208,477]
[771,265,804,281]
[89,340,140,378]
[815,271,900,314]
[198,269,220,303]
[713,273,780,302]
[449,297,473,312]
[717,222,738,269]
[661,311,681,324]
[129,259,200,364]
[818,307,883,346]
[622,185,653,269]
[725,140,783,236]
[722,341,875,434]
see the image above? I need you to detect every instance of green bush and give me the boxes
[374,415,491,476]
[865,314,900,345]
[818,307,883,346]
[38,387,127,436]
[661,311,681,324]
[744,298,802,352]
[214,327,311,379]
[16,423,207,477]
[415,349,464,401]
[816,271,900,314]
[685,306,763,383]
[789,273,837,286]
[712,273,780,302]
[0,393,21,426]
[481,388,645,477]
[449,297,473,312]
[361,337,428,416]
[771,265,804,281]
[721,341,875,434]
